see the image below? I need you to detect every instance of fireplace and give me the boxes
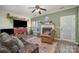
[42,27,52,34]
[41,24,54,34]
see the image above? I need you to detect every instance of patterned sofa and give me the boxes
[0,32,39,53]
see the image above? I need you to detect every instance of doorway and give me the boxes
[60,15,76,42]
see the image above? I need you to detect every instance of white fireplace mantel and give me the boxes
[41,24,55,34]
[41,24,54,28]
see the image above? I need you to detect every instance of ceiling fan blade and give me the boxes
[39,11,41,14]
[40,8,47,11]
[32,9,36,13]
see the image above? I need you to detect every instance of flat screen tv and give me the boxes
[0,29,14,34]
[14,20,27,27]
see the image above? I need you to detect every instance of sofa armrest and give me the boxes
[19,43,39,53]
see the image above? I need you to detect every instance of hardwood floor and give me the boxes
[55,40,79,53]
[24,35,79,53]
[26,36,57,53]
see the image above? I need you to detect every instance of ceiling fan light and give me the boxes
[36,9,40,12]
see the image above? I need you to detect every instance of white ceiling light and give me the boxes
[36,9,40,12]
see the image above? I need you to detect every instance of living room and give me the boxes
[0,5,79,53]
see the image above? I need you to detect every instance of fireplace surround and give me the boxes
[41,24,55,34]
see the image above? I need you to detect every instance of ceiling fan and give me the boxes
[28,5,47,14]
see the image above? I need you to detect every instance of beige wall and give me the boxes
[0,10,32,32]
[0,11,13,29]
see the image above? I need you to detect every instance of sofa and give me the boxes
[0,32,39,53]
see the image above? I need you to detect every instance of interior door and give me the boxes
[60,15,75,42]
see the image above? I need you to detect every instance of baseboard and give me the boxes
[55,38,79,45]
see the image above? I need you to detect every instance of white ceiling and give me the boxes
[0,5,78,18]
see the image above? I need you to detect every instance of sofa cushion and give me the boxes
[0,44,11,53]
[19,42,39,53]
[0,32,12,42]
[11,36,24,48]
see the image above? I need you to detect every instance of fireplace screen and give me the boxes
[42,27,52,34]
